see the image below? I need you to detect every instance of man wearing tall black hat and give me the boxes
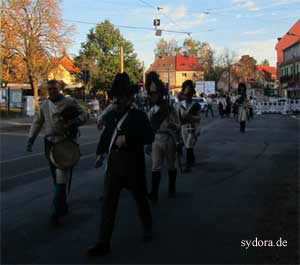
[88,72,154,256]
[26,80,89,225]
[177,80,201,172]
[145,71,181,204]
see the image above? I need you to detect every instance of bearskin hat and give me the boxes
[145,71,166,96]
[181,80,196,96]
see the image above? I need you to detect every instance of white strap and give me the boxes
[108,112,129,155]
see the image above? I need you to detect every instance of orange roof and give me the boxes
[275,19,300,65]
[51,54,80,74]
[175,55,202,71]
[257,65,277,80]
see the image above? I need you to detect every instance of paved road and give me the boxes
[1,113,299,264]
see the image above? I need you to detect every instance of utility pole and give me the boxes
[120,46,124,73]
[168,64,171,99]
[228,64,231,95]
[142,61,146,90]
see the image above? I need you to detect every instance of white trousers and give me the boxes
[181,124,197,149]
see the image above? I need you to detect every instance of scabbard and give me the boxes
[68,167,73,193]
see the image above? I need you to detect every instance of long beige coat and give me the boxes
[28,96,89,143]
[238,99,249,122]
[28,96,89,184]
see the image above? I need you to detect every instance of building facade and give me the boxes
[147,55,204,92]
[275,19,300,96]
[48,54,82,89]
[280,41,300,98]
[217,65,278,97]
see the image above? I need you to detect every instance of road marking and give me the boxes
[0,132,45,137]
[0,122,32,126]
[0,141,98,164]
[291,115,300,120]
[1,153,95,181]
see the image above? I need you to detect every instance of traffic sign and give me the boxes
[153,19,160,26]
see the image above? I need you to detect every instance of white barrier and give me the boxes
[255,98,300,115]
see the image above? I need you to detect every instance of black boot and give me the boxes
[148,172,161,203]
[185,149,193,172]
[168,170,177,198]
[190,148,195,166]
[87,241,111,257]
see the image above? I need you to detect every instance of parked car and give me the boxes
[192,97,208,112]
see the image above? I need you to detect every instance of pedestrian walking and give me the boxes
[145,71,181,204]
[26,80,89,225]
[249,96,255,119]
[87,73,154,257]
[205,95,214,118]
[88,96,100,118]
[218,96,227,118]
[225,95,232,118]
[236,84,250,133]
[177,80,201,172]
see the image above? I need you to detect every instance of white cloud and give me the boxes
[162,13,207,31]
[242,29,265,35]
[237,39,277,65]
[232,0,260,11]
[159,4,186,20]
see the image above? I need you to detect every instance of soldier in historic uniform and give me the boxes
[177,80,201,172]
[87,72,154,257]
[145,71,181,204]
[26,80,89,225]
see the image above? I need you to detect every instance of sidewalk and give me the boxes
[0,115,34,130]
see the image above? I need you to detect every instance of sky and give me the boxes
[61,0,300,68]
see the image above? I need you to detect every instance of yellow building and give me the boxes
[148,55,204,93]
[48,54,82,89]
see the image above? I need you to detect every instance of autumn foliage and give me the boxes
[1,0,74,108]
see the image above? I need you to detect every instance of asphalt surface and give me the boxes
[1,112,299,264]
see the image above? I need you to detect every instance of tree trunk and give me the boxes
[28,74,39,110]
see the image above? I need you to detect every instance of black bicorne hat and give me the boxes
[110,72,131,97]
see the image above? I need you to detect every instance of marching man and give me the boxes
[146,72,181,204]
[26,80,89,225]
[88,73,154,256]
[177,80,201,172]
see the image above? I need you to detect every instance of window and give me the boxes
[182,73,187,77]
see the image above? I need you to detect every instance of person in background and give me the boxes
[225,95,232,118]
[249,96,255,119]
[218,96,226,118]
[88,96,100,118]
[205,95,214,118]
[236,84,250,133]
[177,80,201,172]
